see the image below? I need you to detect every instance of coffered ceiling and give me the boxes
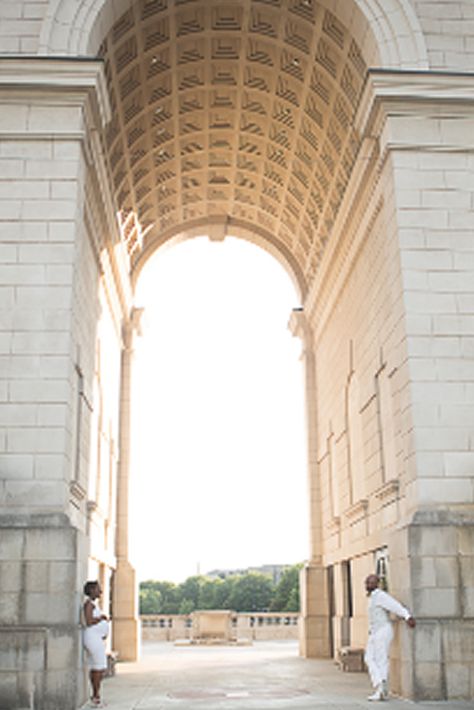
[99,0,368,293]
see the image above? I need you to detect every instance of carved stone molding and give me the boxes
[344,498,368,523]
[374,478,400,505]
[326,515,341,535]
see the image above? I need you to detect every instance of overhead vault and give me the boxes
[98,0,372,297]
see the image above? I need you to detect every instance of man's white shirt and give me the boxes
[368,588,411,632]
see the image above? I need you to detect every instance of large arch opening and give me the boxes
[130,235,308,587]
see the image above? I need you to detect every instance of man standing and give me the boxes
[365,574,416,701]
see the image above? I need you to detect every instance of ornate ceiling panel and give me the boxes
[99,0,367,287]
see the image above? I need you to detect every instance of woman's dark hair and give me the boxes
[83,580,99,597]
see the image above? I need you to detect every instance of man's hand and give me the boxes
[406,617,416,628]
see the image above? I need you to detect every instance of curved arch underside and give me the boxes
[131,215,308,298]
[98,0,382,293]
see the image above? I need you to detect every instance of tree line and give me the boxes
[139,565,302,615]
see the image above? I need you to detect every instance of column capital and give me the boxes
[0,57,110,128]
[288,308,313,357]
[122,307,144,351]
[356,69,474,149]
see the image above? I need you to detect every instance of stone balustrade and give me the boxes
[141,613,300,642]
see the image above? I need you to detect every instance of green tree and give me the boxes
[212,577,233,609]
[139,565,303,616]
[198,578,219,609]
[178,598,195,614]
[179,575,203,609]
[139,586,162,614]
[140,580,181,614]
[269,565,301,612]
[228,573,274,612]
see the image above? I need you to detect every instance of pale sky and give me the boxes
[129,236,309,583]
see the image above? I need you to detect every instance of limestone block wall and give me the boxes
[413,0,474,70]
[381,83,474,699]
[313,154,408,528]
[0,1,48,54]
[0,97,92,697]
[0,60,129,709]
[312,151,410,645]
[389,110,474,510]
[307,73,474,699]
[389,517,474,699]
[85,284,122,561]
[0,92,86,516]
[0,516,87,708]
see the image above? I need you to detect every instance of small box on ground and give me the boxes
[338,646,365,672]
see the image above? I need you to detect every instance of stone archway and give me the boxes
[3,1,474,708]
[71,0,421,672]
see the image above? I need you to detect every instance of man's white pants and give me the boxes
[365,624,394,688]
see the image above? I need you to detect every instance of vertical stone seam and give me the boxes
[439,617,447,701]
[456,530,464,619]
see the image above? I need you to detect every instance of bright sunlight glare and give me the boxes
[130,236,309,583]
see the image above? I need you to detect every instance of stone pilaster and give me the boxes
[112,308,143,662]
[289,309,330,658]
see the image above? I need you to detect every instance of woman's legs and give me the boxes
[90,669,103,700]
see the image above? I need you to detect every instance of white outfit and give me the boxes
[83,602,109,671]
[365,589,411,690]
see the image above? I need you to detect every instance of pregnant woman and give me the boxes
[82,580,110,707]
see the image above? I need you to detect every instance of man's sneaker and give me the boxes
[367,685,384,701]
[381,680,389,699]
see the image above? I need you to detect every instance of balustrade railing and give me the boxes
[141,612,300,641]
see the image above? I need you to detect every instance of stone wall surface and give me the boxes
[300,68,474,699]
[0,514,87,710]
[413,0,474,70]
[0,1,49,54]
[0,109,83,515]
[388,514,474,700]
[0,60,124,708]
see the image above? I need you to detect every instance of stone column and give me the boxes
[112,307,143,661]
[0,58,111,710]
[289,309,330,658]
[357,70,474,701]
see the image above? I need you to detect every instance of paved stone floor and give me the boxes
[86,641,472,710]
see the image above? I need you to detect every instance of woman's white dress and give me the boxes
[83,603,109,671]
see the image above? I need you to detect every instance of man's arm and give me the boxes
[377,590,415,626]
